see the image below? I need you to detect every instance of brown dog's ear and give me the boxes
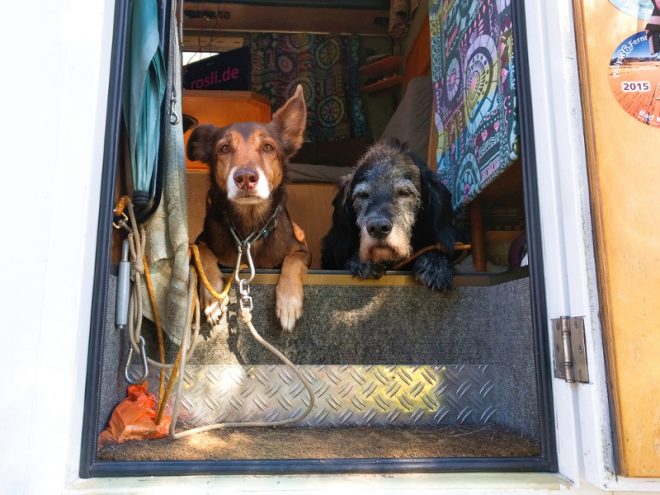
[187,124,221,164]
[270,85,307,157]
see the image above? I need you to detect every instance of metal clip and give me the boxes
[240,294,254,312]
[124,336,149,384]
[234,242,256,286]
[112,211,132,232]
[169,91,180,125]
[239,278,250,297]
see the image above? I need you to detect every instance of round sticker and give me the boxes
[608,0,654,20]
[609,31,660,127]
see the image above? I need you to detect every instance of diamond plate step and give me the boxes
[148,364,496,428]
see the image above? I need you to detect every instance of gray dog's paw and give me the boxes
[412,251,453,291]
[346,256,387,279]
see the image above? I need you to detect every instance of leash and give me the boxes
[169,206,315,438]
[391,241,471,271]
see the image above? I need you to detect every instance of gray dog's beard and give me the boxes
[358,225,413,264]
[367,245,399,264]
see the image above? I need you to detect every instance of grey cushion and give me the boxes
[381,75,432,161]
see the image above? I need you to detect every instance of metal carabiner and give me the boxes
[112,211,132,233]
[239,279,253,312]
[124,336,149,384]
[234,241,256,286]
[169,91,180,126]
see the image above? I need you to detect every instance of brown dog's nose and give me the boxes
[234,168,259,191]
[366,218,392,239]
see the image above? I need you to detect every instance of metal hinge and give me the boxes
[551,316,589,383]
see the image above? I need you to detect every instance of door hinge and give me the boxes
[551,316,589,383]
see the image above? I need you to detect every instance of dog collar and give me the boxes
[227,204,281,247]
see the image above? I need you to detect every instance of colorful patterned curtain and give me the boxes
[250,33,368,142]
[429,0,519,210]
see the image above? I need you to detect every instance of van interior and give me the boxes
[92,0,551,471]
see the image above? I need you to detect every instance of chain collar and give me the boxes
[227,204,281,248]
[227,204,282,309]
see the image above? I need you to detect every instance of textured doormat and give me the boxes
[98,425,539,461]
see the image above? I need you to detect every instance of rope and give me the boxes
[113,196,131,218]
[142,253,167,406]
[189,243,233,301]
[115,197,314,434]
[124,201,200,372]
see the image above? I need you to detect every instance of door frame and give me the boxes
[80,0,559,478]
[519,0,660,490]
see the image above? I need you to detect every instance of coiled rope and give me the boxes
[114,197,314,434]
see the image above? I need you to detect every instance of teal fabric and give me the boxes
[141,2,191,346]
[123,0,166,194]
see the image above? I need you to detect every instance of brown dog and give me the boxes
[187,86,310,331]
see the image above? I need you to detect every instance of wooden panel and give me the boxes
[187,172,211,241]
[359,55,402,76]
[183,90,271,171]
[404,17,431,85]
[572,0,660,477]
[183,3,389,36]
[286,183,338,269]
[360,75,404,94]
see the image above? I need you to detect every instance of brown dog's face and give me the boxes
[187,86,307,206]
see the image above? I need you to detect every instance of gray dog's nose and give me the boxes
[234,168,259,191]
[366,218,392,239]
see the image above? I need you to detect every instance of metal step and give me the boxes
[149,364,496,428]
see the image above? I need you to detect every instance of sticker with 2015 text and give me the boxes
[621,81,651,92]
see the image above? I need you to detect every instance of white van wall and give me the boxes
[0,0,114,493]
[1,0,659,493]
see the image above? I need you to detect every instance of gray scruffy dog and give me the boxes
[321,140,456,290]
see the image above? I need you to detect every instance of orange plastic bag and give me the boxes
[98,384,171,449]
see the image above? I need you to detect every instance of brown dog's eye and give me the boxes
[397,189,413,198]
[219,144,230,154]
[262,143,274,152]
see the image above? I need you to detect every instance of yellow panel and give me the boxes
[182,90,272,172]
[572,0,660,477]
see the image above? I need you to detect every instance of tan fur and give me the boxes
[358,224,413,263]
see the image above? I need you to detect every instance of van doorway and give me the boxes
[81,0,556,477]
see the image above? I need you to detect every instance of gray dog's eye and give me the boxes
[354,190,369,200]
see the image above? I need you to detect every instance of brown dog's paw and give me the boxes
[275,285,303,332]
[200,283,227,329]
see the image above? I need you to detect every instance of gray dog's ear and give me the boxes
[187,124,222,164]
[270,85,307,157]
[320,174,359,269]
[337,174,353,206]
[417,166,456,253]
